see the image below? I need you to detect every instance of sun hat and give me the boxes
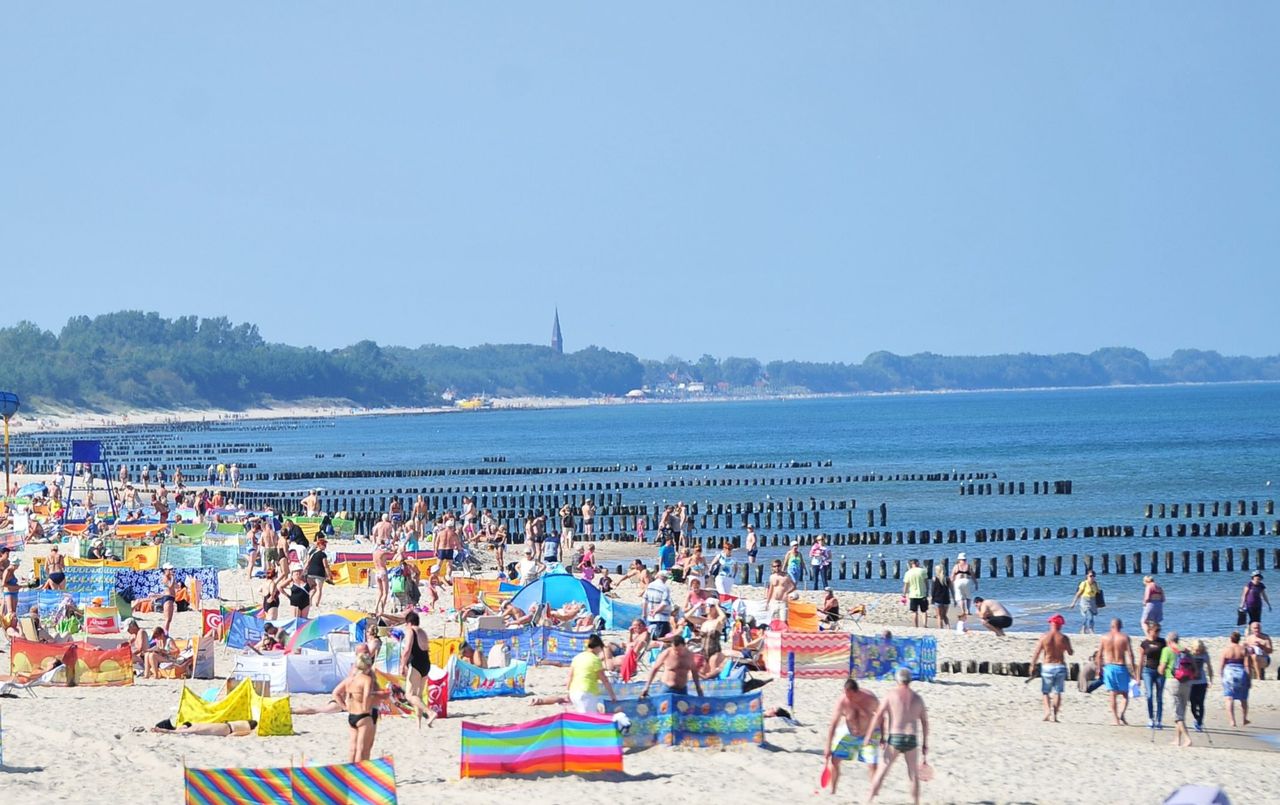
[957,552,966,559]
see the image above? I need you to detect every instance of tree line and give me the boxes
[0,313,1276,412]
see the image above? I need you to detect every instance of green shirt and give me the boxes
[1159,646,1179,680]
[570,650,604,695]
[903,566,928,599]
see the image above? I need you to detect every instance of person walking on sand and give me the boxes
[1099,618,1137,726]
[1220,631,1251,727]
[766,559,796,623]
[1188,639,1213,732]
[1158,631,1194,747]
[399,611,436,726]
[1030,613,1073,722]
[1069,569,1101,634]
[973,597,1013,636]
[568,634,618,714]
[1139,622,1167,729]
[824,678,880,796]
[902,559,928,628]
[862,668,929,805]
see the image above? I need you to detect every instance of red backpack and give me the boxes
[1174,650,1197,683]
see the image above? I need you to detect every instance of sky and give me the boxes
[2,4,1277,364]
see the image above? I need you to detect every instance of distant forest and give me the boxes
[1,312,1278,412]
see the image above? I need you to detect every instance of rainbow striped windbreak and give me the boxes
[183,757,397,805]
[460,712,623,778]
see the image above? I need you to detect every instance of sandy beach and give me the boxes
[2,537,1277,805]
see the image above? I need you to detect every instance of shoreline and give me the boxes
[10,379,1279,435]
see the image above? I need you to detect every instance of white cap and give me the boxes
[957,552,966,560]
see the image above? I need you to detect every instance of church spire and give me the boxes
[551,308,564,354]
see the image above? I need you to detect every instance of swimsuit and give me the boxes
[1103,663,1130,693]
[288,584,311,609]
[887,733,918,752]
[407,633,431,676]
[831,725,880,763]
[1040,663,1067,695]
[347,711,380,728]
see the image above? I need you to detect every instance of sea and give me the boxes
[58,383,1280,636]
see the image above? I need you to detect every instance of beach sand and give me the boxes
[2,541,1278,804]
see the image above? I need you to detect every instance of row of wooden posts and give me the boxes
[959,480,1072,495]
[618,546,1280,586]
[1145,500,1274,519]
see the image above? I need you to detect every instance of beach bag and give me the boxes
[1174,650,1197,683]
[1236,607,1248,626]
[1128,679,1143,699]
[1095,588,1105,609]
[708,559,722,578]
[390,571,406,595]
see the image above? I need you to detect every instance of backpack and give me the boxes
[1174,650,1197,683]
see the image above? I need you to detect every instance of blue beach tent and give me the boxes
[508,571,602,615]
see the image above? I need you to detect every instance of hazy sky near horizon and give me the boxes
[3,4,1277,363]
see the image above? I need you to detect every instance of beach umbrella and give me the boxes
[285,612,364,651]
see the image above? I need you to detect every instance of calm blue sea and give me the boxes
[156,384,1280,635]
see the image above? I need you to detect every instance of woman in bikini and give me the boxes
[345,653,388,762]
[1142,575,1166,627]
[1,551,22,619]
[43,547,67,590]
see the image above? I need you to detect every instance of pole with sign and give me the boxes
[0,392,19,498]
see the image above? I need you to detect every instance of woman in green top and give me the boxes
[1158,631,1193,747]
[1069,571,1100,634]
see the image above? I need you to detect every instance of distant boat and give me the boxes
[455,396,489,410]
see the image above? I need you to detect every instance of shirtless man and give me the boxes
[640,635,704,697]
[301,490,321,518]
[411,495,429,526]
[862,668,928,805]
[372,539,391,617]
[824,678,880,795]
[765,559,796,622]
[1098,618,1137,726]
[370,513,394,544]
[1245,620,1273,680]
[1030,613,1074,721]
[973,597,1013,636]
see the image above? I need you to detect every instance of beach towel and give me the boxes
[1222,663,1250,701]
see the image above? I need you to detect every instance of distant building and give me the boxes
[551,308,564,354]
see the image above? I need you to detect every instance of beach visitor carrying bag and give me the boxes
[1174,650,1197,683]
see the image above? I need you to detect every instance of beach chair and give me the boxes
[0,665,62,698]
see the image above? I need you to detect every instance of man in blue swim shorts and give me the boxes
[824,678,880,795]
[1031,613,1074,722]
[1099,617,1136,726]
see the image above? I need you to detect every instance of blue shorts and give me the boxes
[1040,663,1067,695]
[832,729,879,764]
[1103,664,1130,693]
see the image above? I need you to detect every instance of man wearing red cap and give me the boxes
[1030,613,1074,722]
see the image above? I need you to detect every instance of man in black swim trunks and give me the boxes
[863,668,929,805]
[974,597,1013,637]
[640,634,703,697]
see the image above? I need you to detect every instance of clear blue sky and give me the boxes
[3,4,1277,363]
